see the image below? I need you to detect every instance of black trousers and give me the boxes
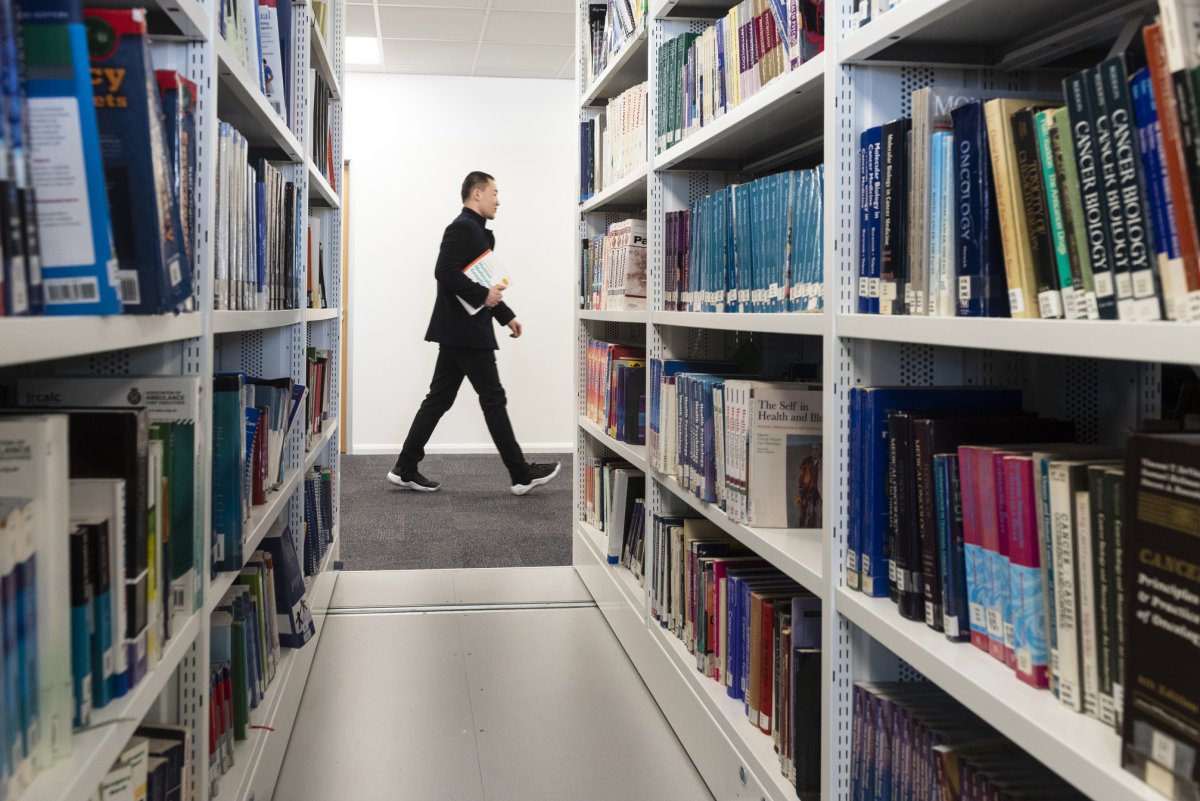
[395,346,529,483]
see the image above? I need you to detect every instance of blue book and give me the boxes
[934,453,970,641]
[1131,66,1183,317]
[212,374,246,572]
[866,126,882,314]
[69,525,93,727]
[872,693,892,801]
[856,387,1022,597]
[19,0,121,314]
[847,387,863,591]
[858,136,870,312]
[950,101,1008,317]
[88,517,115,708]
[260,525,314,648]
[791,595,821,649]
[86,9,192,314]
[3,553,20,781]
[15,541,36,767]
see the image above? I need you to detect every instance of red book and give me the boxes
[1004,455,1050,689]
[957,445,991,652]
[1145,23,1200,317]
[758,598,775,735]
[991,449,1020,670]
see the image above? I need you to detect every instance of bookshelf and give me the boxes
[1,0,345,799]
[573,0,1193,799]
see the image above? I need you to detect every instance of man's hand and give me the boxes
[485,283,507,308]
[508,319,523,339]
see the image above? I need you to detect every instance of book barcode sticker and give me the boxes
[868,277,881,298]
[1084,292,1101,319]
[986,608,1003,636]
[1151,729,1178,770]
[1061,288,1080,319]
[740,289,750,303]
[912,289,926,314]
[958,276,972,303]
[879,299,893,315]
[168,254,183,288]
[1037,289,1064,319]
[1138,297,1163,322]
[1094,272,1115,298]
[858,277,869,298]
[116,270,141,305]
[1007,288,1025,315]
[862,554,872,574]
[880,280,897,301]
[1118,298,1139,320]
[924,601,935,627]
[214,538,224,563]
[769,282,780,300]
[895,569,906,591]
[1146,760,1177,799]
[943,614,960,638]
[1187,291,1200,322]
[44,277,100,305]
[136,632,147,661]
[846,551,858,572]
[1003,622,1014,647]
[1132,269,1155,299]
[1017,648,1032,675]
[904,284,915,308]
[888,560,896,583]
[103,650,113,675]
[1115,271,1134,299]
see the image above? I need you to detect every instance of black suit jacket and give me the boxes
[424,208,515,350]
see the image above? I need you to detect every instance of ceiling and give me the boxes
[346,0,577,79]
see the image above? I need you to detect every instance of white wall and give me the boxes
[344,73,576,456]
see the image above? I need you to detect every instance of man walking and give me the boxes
[388,171,561,496]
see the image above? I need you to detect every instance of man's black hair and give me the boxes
[461,171,495,202]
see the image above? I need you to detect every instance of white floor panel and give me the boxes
[272,613,485,801]
[460,607,715,801]
[329,567,591,609]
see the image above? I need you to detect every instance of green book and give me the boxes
[1052,106,1099,318]
[1034,109,1077,317]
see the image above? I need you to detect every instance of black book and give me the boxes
[1174,69,1200,245]
[1122,434,1200,797]
[887,409,921,612]
[1063,69,1120,319]
[622,364,646,445]
[879,117,911,315]
[1090,64,1137,319]
[1101,55,1164,320]
[1087,463,1118,727]
[1105,466,1126,731]
[68,524,92,727]
[791,648,821,801]
[911,415,1073,634]
[1011,106,1063,318]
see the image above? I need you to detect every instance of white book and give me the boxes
[118,736,150,801]
[99,762,135,801]
[607,468,635,562]
[257,1,287,120]
[745,383,822,528]
[1,498,36,790]
[457,249,511,316]
[0,414,73,767]
[1047,460,1085,712]
[1075,488,1100,718]
[70,479,130,702]
[713,385,726,508]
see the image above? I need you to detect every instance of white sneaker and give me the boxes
[387,470,440,492]
[510,462,561,496]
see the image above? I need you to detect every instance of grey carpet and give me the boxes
[338,453,573,570]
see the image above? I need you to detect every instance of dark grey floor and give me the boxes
[338,453,572,570]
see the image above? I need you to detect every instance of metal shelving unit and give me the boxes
[4,1,345,799]
[572,0,1186,798]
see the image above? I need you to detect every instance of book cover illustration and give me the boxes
[787,437,821,529]
[458,249,509,315]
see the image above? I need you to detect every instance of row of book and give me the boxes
[842,381,1200,796]
[302,467,334,577]
[212,374,307,574]
[668,167,825,313]
[583,339,646,446]
[649,358,823,528]
[580,219,648,311]
[93,724,192,801]
[851,682,1089,801]
[584,0,645,93]
[221,0,294,127]
[2,7,199,317]
[310,68,337,190]
[581,457,645,564]
[0,375,207,796]
[857,12,1200,322]
[215,123,303,311]
[210,522,315,786]
[306,348,335,449]
[308,213,332,310]
[642,516,821,799]
[850,0,902,29]
[656,0,823,155]
[579,83,647,202]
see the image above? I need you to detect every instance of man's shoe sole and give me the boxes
[387,471,440,492]
[510,463,561,496]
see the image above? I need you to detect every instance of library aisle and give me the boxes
[272,568,714,801]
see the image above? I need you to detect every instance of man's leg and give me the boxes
[453,348,530,483]
[392,348,466,477]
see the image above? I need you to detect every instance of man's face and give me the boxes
[476,180,501,220]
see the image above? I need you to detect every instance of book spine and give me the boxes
[984,100,1037,318]
[1012,106,1063,318]
[914,425,943,631]
[1051,110,1094,318]
[881,122,908,314]
[1088,467,1117,726]
[980,451,1007,661]
[1102,56,1164,321]
[937,454,969,641]
[1064,70,1120,319]
[1091,64,1141,320]
[958,447,990,650]
[1049,463,1083,711]
[1131,67,1182,319]
[1007,458,1049,688]
[1035,110,1080,318]
[1144,24,1200,319]
[1106,467,1125,728]
[1075,488,1100,719]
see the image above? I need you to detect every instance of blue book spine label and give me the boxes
[1012,562,1049,681]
